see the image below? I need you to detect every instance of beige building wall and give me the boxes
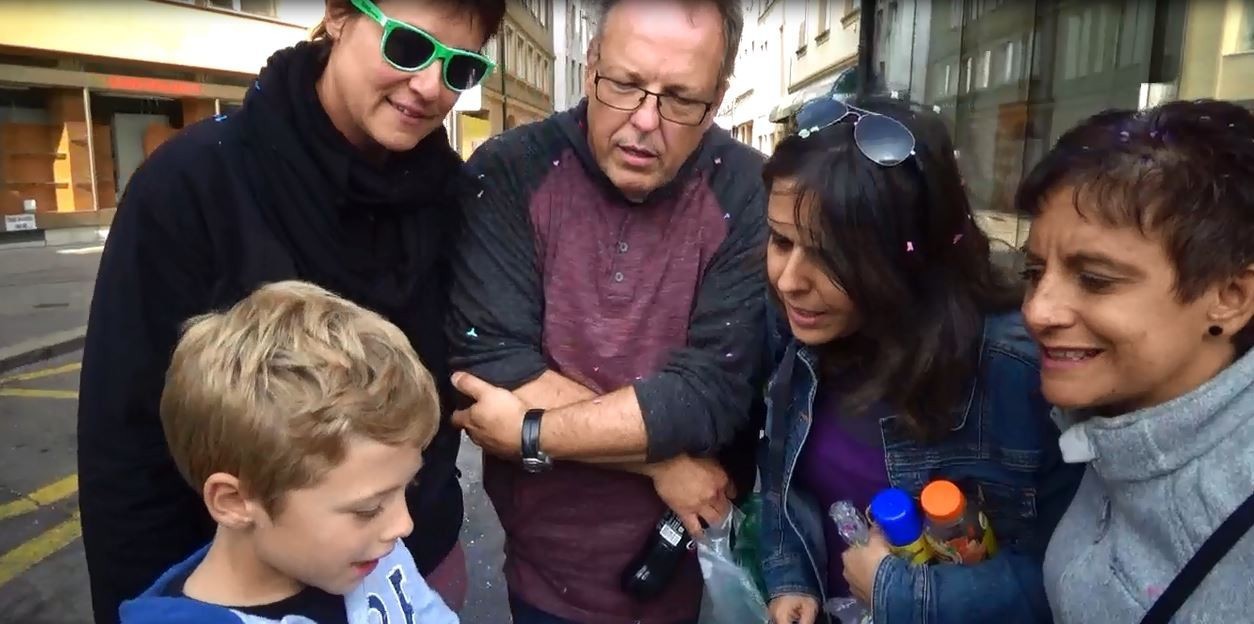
[1178,0,1254,104]
[716,0,789,154]
[0,0,312,77]
[786,0,862,94]
[488,1,556,128]
[455,0,557,158]
[553,0,594,112]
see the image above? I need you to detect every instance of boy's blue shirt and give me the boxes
[118,539,457,624]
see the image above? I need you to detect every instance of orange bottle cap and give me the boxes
[921,480,966,524]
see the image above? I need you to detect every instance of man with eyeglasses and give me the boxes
[447,0,765,622]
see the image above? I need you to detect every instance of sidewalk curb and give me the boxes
[0,326,88,375]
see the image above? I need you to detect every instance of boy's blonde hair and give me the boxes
[161,280,439,513]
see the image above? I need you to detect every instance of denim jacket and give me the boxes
[757,307,1083,624]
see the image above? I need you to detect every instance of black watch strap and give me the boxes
[521,408,545,460]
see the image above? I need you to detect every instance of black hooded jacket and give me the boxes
[77,41,465,623]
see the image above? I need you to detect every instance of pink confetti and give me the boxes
[906,241,915,252]
[552,160,560,166]
[714,157,722,165]
[952,233,964,244]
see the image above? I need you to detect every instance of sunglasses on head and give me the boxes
[793,96,916,167]
[349,0,495,93]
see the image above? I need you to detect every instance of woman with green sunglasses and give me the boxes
[77,2,504,624]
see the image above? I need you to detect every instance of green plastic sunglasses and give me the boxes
[349,0,496,93]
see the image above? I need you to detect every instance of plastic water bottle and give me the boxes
[829,500,869,547]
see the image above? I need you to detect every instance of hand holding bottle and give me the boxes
[840,531,892,605]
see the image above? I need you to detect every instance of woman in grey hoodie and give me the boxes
[1014,99,1254,623]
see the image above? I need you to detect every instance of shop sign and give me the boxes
[4,214,37,232]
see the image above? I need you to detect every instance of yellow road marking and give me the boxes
[0,511,82,589]
[0,389,79,400]
[0,475,79,521]
[0,362,81,385]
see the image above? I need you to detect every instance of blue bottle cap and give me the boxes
[869,488,924,547]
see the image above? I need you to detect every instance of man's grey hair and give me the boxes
[590,0,744,84]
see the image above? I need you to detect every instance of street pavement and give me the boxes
[0,351,89,624]
[0,245,99,354]
[0,243,509,623]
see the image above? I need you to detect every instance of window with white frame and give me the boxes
[936,62,952,97]
[977,49,991,89]
[1002,40,1017,83]
[1243,0,1254,51]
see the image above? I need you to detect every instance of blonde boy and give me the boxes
[119,281,456,624]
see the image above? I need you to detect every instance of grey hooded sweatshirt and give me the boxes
[1042,347,1254,624]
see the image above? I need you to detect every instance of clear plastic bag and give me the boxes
[825,597,873,624]
[697,507,769,624]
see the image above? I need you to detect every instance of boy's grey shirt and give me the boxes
[1043,347,1254,623]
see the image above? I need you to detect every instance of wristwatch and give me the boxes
[521,408,553,473]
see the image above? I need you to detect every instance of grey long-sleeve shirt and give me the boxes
[1042,347,1254,623]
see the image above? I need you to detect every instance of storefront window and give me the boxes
[874,0,1185,248]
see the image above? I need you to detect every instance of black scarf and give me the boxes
[236,41,463,316]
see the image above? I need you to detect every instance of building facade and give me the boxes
[553,0,594,112]
[715,0,788,155]
[716,0,860,155]
[1,0,555,233]
[784,0,863,106]
[873,0,1254,248]
[0,0,320,232]
[451,1,556,160]
[716,0,1252,248]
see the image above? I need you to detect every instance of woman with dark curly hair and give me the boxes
[756,95,1082,624]
[1019,99,1254,623]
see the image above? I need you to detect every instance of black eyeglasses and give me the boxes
[350,0,495,93]
[793,96,916,167]
[593,73,713,126]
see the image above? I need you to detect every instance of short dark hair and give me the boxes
[1016,99,1254,354]
[311,0,506,47]
[763,95,1021,441]
[590,0,743,84]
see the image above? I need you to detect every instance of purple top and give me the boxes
[796,387,891,598]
